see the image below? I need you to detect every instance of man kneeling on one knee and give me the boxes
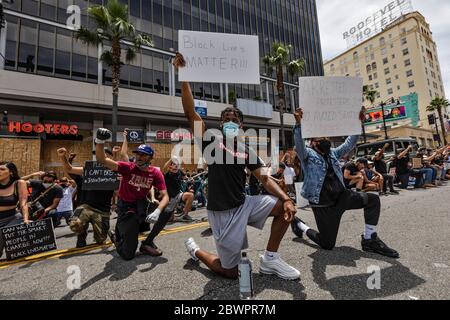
[290,108,399,258]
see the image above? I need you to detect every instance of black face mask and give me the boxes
[317,140,332,155]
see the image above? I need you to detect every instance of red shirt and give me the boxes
[117,162,166,203]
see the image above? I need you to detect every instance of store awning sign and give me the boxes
[178,30,260,84]
[7,121,78,135]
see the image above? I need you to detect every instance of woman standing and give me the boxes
[0,162,30,257]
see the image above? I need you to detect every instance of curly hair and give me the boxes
[220,107,244,123]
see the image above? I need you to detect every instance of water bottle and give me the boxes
[239,252,254,300]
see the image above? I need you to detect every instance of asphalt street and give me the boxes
[0,185,449,300]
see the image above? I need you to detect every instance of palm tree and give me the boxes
[75,0,152,145]
[263,43,305,151]
[427,97,449,145]
[363,85,377,107]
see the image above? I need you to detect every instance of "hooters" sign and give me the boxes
[8,122,78,135]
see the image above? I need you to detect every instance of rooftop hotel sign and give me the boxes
[343,0,413,48]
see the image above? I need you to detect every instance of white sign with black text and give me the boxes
[298,77,363,139]
[178,30,260,84]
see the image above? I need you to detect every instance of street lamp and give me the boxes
[379,102,389,140]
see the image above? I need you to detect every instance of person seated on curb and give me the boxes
[342,159,365,191]
[57,147,115,248]
[391,146,417,189]
[173,53,300,280]
[94,129,170,260]
[364,161,385,195]
[373,144,399,195]
[291,108,399,259]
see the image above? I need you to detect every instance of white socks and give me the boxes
[297,220,310,233]
[264,251,280,261]
[364,224,377,240]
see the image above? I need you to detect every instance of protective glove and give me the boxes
[95,128,112,144]
[145,208,162,224]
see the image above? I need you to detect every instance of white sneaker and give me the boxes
[259,255,300,280]
[185,238,200,261]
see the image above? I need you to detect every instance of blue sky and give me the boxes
[317,0,450,97]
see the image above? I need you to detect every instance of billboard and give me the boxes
[343,0,413,48]
[364,105,407,125]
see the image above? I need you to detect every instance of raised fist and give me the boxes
[172,52,186,69]
[96,128,112,144]
[57,148,68,158]
[294,108,303,124]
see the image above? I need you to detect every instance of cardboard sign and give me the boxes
[178,30,260,84]
[298,77,363,139]
[412,158,423,169]
[0,219,57,261]
[82,161,120,191]
[127,129,145,143]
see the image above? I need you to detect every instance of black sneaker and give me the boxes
[389,190,400,195]
[76,237,87,248]
[361,233,399,258]
[291,216,304,239]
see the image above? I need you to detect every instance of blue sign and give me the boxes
[195,107,207,118]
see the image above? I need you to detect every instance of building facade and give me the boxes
[0,0,324,176]
[324,11,448,144]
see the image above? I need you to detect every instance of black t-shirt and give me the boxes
[201,135,263,211]
[164,170,185,198]
[393,156,410,175]
[30,180,63,209]
[374,159,387,174]
[342,163,359,187]
[317,155,345,206]
[73,175,113,213]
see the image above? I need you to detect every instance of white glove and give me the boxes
[145,208,162,223]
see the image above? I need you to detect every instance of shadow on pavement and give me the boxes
[183,260,307,300]
[61,253,168,300]
[307,245,426,300]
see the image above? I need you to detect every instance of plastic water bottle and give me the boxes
[239,252,254,300]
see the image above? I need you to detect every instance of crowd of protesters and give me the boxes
[1,52,450,285]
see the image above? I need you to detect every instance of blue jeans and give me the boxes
[419,168,434,184]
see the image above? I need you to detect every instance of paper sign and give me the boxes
[127,129,145,143]
[298,77,363,139]
[295,182,309,209]
[412,158,423,169]
[178,30,260,84]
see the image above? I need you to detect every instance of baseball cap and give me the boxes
[133,144,154,156]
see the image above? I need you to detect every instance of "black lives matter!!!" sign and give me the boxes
[0,219,57,261]
[82,161,120,191]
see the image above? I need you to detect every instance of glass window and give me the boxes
[408,81,415,88]
[406,70,413,77]
[72,53,87,80]
[37,46,54,75]
[55,50,71,78]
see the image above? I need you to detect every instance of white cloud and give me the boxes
[317,0,450,98]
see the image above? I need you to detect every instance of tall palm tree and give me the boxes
[263,43,305,151]
[427,97,449,145]
[75,0,152,145]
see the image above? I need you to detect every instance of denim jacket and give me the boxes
[294,124,359,204]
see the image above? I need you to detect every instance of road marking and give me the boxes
[0,222,209,270]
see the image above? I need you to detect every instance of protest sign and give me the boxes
[0,219,57,261]
[178,30,260,84]
[295,183,309,209]
[127,129,145,143]
[298,77,363,138]
[82,161,120,191]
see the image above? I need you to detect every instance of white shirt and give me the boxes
[284,166,296,185]
[57,186,75,212]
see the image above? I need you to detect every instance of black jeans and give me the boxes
[381,174,395,192]
[115,199,147,260]
[307,190,380,250]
